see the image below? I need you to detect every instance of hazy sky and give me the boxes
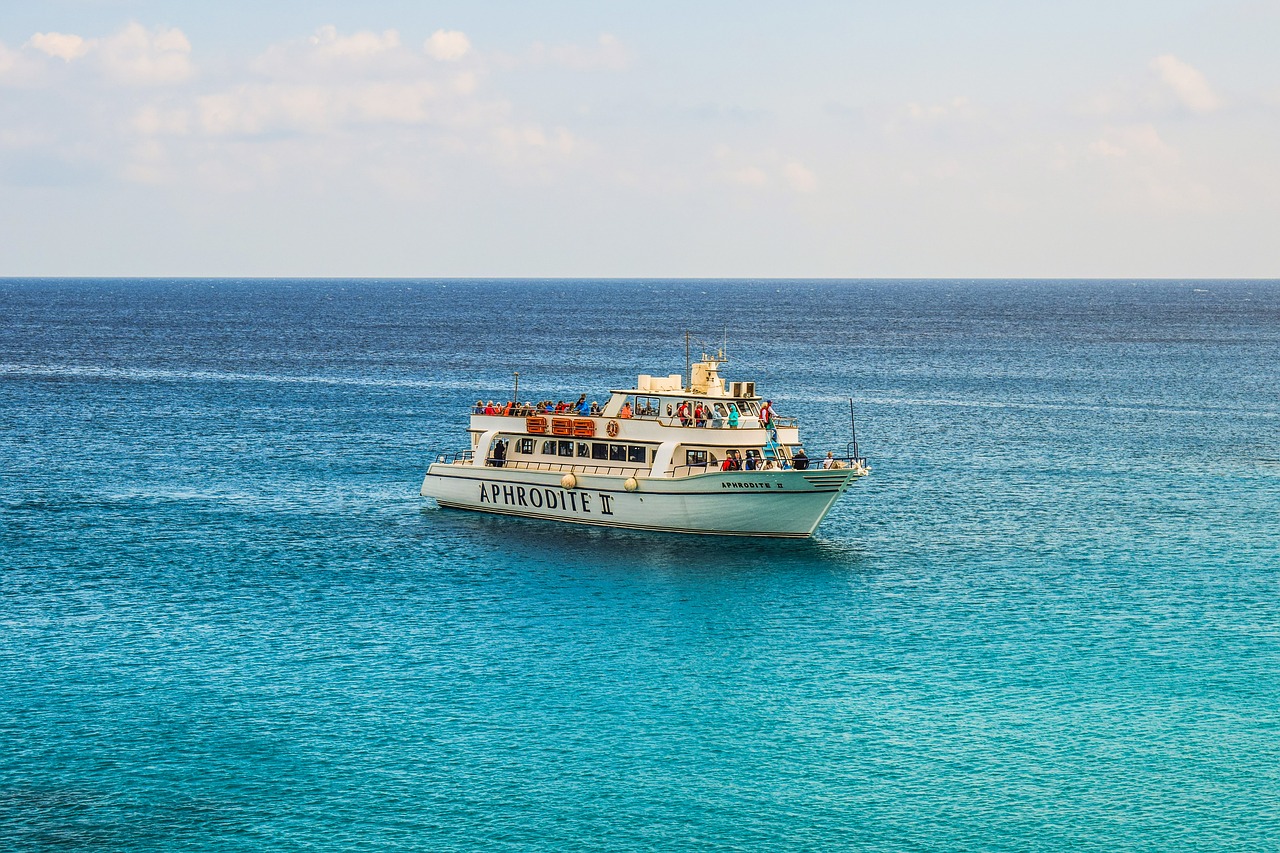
[2,1,1277,277]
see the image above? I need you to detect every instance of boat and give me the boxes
[420,351,869,537]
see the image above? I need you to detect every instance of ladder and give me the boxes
[762,425,783,462]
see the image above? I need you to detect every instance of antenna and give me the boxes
[685,330,691,391]
[848,397,860,459]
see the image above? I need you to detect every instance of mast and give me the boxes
[685,330,691,392]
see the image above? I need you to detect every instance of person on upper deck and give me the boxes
[760,400,773,427]
[677,401,691,427]
[727,404,740,428]
[473,401,484,414]
[619,402,632,418]
[483,401,497,415]
[589,401,601,417]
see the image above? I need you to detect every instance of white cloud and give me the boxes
[309,25,401,60]
[95,23,193,85]
[424,30,471,62]
[714,146,817,193]
[1150,54,1220,113]
[783,161,817,192]
[27,32,89,62]
[726,165,770,188]
[1089,124,1179,165]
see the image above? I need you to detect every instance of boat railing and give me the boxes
[467,406,797,430]
[434,450,475,464]
[664,454,868,477]
[483,457,645,477]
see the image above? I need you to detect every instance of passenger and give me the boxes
[503,401,513,416]
[793,448,809,470]
[760,400,773,428]
[677,400,691,427]
[589,401,601,417]
[822,451,835,469]
[473,400,484,414]
[721,455,734,472]
[728,404,740,428]
[694,403,707,428]
[619,402,632,419]
[744,454,757,471]
[710,405,725,429]
[577,397,590,416]
[761,458,776,470]
[484,401,497,416]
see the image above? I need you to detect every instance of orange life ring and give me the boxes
[606,420,620,438]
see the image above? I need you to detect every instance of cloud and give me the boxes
[714,146,817,193]
[1150,54,1220,113]
[1089,123,1179,165]
[3,24,192,86]
[310,24,400,59]
[783,162,817,192]
[95,23,193,85]
[1082,56,1221,119]
[425,30,471,62]
[27,32,89,62]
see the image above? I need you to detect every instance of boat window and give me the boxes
[609,444,626,462]
[577,442,590,457]
[686,449,708,466]
[558,440,574,457]
[541,440,555,455]
[591,442,608,460]
[517,438,535,455]
[627,446,647,463]
[635,396,661,417]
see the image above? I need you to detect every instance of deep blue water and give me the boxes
[2,279,1278,851]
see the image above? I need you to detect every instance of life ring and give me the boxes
[606,420,620,438]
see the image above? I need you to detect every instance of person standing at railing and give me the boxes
[710,405,725,428]
[760,400,773,428]
[728,404,740,428]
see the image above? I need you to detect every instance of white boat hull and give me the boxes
[421,464,863,537]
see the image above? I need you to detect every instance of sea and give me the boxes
[2,278,1278,851]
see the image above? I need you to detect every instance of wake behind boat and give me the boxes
[421,351,869,537]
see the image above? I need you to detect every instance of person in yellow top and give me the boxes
[619,402,632,418]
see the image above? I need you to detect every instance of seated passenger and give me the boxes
[619,402,632,418]
[473,400,484,414]
[792,448,809,470]
[483,401,498,416]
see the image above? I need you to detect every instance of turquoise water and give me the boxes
[2,279,1278,850]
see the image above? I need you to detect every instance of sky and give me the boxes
[1,0,1278,278]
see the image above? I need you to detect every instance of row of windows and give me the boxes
[616,395,763,418]
[686,449,762,465]
[515,438,650,464]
